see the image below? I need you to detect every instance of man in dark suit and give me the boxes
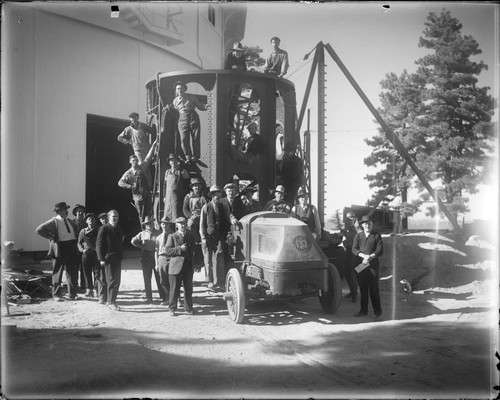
[199,185,226,290]
[96,210,124,310]
[165,217,196,316]
[352,214,384,321]
[220,182,245,273]
[35,201,81,301]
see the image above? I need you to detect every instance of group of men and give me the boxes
[36,204,122,310]
[225,36,289,78]
[36,33,385,319]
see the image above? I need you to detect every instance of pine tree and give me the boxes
[365,9,495,218]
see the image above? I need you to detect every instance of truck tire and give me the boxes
[225,268,245,323]
[319,263,342,314]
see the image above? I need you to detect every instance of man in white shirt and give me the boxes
[35,202,81,301]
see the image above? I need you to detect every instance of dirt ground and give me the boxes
[1,231,498,399]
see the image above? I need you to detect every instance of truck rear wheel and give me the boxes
[224,268,245,324]
[319,263,342,314]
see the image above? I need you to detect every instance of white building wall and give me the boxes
[2,3,245,251]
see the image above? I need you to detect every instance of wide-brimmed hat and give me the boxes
[98,212,108,220]
[190,177,203,187]
[296,189,308,199]
[168,153,179,161]
[72,204,86,216]
[273,185,286,194]
[54,202,71,212]
[141,216,155,227]
[209,184,221,194]
[359,215,373,224]
[84,213,96,221]
[173,81,187,91]
[231,42,244,52]
[224,182,237,191]
[160,216,171,224]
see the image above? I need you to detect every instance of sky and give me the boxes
[244,2,499,222]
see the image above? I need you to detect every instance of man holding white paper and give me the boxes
[352,214,384,321]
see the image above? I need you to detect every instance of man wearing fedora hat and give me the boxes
[170,81,209,163]
[36,202,81,301]
[163,152,190,222]
[352,214,384,321]
[292,189,321,241]
[117,112,155,163]
[264,185,292,213]
[165,217,196,315]
[199,185,226,289]
[131,216,164,304]
[225,42,247,71]
[155,216,175,306]
[118,137,159,223]
[264,36,289,78]
[77,213,99,298]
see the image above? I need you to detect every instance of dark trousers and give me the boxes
[344,250,358,296]
[141,251,165,301]
[52,240,79,298]
[104,260,122,305]
[356,267,382,316]
[95,264,107,303]
[178,112,201,159]
[169,266,193,312]
[82,251,97,292]
[201,236,225,286]
[157,255,170,302]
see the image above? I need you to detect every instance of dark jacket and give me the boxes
[352,230,383,270]
[165,230,195,275]
[96,223,124,264]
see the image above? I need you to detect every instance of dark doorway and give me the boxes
[86,114,141,245]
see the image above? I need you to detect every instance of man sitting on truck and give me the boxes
[292,189,321,241]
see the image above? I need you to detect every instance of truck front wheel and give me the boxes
[224,268,246,323]
[319,263,342,314]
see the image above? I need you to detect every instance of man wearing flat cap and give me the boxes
[183,178,208,268]
[170,81,209,163]
[96,209,124,310]
[117,112,155,163]
[352,214,384,321]
[199,185,226,289]
[131,216,164,304]
[72,203,87,293]
[77,213,99,298]
[36,202,81,301]
[225,42,247,71]
[165,217,196,315]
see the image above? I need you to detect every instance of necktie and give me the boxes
[64,219,71,234]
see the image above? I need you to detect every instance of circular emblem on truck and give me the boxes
[293,235,311,252]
